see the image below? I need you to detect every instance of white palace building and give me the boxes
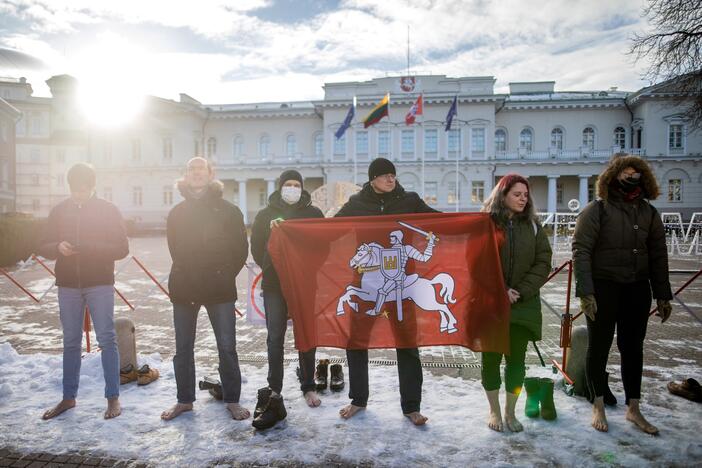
[1,73,701,226]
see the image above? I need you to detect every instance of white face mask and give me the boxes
[281,186,302,204]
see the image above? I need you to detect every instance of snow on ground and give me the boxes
[0,343,700,467]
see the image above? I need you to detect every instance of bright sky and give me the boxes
[0,0,655,105]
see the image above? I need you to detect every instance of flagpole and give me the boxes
[420,97,425,200]
[353,96,357,186]
[456,99,460,213]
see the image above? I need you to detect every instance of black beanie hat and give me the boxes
[368,158,396,181]
[278,169,303,190]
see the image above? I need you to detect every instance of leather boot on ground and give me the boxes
[329,363,345,392]
[254,386,272,419]
[120,364,138,385]
[198,376,223,400]
[523,377,540,418]
[315,359,329,391]
[137,364,160,386]
[539,377,557,420]
[252,393,287,430]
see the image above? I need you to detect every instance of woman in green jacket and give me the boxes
[480,173,553,432]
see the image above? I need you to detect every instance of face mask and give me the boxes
[618,173,641,192]
[281,186,302,204]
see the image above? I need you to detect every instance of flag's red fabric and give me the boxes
[405,94,423,125]
[268,212,510,354]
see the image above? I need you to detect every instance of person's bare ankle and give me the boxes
[591,397,608,432]
[226,403,250,420]
[161,402,193,421]
[339,404,364,419]
[404,411,428,426]
[42,399,76,420]
[304,391,321,408]
[104,397,121,420]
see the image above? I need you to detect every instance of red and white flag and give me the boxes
[405,94,423,125]
[268,212,510,353]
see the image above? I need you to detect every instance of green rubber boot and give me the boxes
[539,377,557,421]
[523,377,541,418]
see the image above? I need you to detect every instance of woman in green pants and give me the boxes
[480,173,553,432]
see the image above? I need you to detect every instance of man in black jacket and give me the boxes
[38,163,129,420]
[336,158,437,426]
[161,157,250,421]
[250,169,325,430]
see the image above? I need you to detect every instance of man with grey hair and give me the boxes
[161,157,250,421]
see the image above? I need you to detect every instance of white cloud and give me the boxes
[0,0,657,102]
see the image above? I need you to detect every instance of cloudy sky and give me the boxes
[0,0,655,104]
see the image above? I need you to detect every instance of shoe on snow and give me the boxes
[254,386,272,419]
[120,364,138,385]
[252,393,287,430]
[330,363,345,392]
[198,376,223,400]
[137,364,160,386]
[315,359,329,391]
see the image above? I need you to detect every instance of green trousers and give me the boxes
[481,324,531,394]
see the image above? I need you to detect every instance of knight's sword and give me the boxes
[397,221,439,242]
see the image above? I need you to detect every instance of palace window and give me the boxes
[471,181,485,203]
[582,127,595,150]
[519,128,533,151]
[668,179,682,202]
[550,128,563,150]
[614,127,626,148]
[494,129,506,152]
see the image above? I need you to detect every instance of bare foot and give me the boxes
[304,391,321,408]
[592,398,608,432]
[226,403,250,420]
[488,409,504,432]
[626,408,658,435]
[339,404,365,419]
[42,399,76,420]
[404,411,428,426]
[104,397,121,419]
[161,403,193,421]
[504,414,523,432]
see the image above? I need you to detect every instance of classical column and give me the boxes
[547,175,558,214]
[238,179,248,224]
[266,179,275,197]
[579,175,589,209]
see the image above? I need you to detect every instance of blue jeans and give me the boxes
[58,285,120,400]
[172,302,243,404]
[263,290,316,394]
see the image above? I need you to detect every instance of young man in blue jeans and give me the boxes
[39,163,129,420]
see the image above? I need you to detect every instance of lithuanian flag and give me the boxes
[362,93,389,128]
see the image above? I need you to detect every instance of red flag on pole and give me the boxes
[268,212,510,353]
[405,94,423,125]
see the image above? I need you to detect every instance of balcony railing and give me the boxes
[495,147,646,161]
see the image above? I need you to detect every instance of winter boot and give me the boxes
[329,363,345,392]
[198,376,223,400]
[252,393,287,430]
[523,377,541,418]
[539,378,557,421]
[137,364,160,386]
[254,386,272,419]
[315,359,329,391]
[120,364,138,385]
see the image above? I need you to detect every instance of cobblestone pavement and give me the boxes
[1,236,701,466]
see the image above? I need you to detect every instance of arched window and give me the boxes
[313,133,323,158]
[494,129,506,152]
[207,137,217,158]
[233,135,243,158]
[286,134,296,156]
[519,128,533,151]
[259,135,270,157]
[613,127,626,148]
[550,128,564,150]
[582,127,595,150]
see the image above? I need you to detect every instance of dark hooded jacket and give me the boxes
[167,180,248,305]
[37,194,129,288]
[572,155,672,300]
[335,182,438,217]
[251,190,323,292]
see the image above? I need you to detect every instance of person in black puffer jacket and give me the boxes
[250,170,324,430]
[161,157,250,422]
[336,158,438,426]
[573,153,673,435]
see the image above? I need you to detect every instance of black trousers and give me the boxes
[586,279,651,405]
[347,348,422,414]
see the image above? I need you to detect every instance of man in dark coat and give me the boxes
[38,163,129,420]
[161,157,250,421]
[573,153,673,435]
[250,169,325,429]
[335,157,437,426]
